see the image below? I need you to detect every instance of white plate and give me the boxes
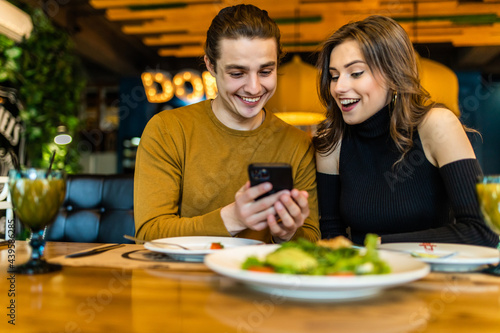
[378,242,500,272]
[144,236,263,262]
[204,244,430,300]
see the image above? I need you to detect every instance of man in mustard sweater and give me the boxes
[134,4,319,244]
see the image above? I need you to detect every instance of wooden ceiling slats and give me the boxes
[90,0,500,57]
[90,0,217,9]
[144,34,206,46]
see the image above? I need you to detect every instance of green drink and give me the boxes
[10,177,66,231]
[476,176,500,234]
[8,169,66,274]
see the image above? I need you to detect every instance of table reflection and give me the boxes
[205,282,428,333]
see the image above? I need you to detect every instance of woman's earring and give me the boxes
[391,91,398,111]
[392,91,398,104]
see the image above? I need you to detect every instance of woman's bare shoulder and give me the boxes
[418,107,475,167]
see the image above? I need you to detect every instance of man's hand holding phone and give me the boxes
[220,163,309,242]
[267,188,309,242]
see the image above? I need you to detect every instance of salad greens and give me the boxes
[242,234,391,276]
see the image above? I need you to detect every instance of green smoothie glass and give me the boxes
[477,175,500,234]
[476,175,500,275]
[8,168,66,274]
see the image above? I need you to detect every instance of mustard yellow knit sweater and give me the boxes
[134,99,319,243]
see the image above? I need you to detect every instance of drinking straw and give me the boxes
[47,150,56,176]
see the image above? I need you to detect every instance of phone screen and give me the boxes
[248,163,293,199]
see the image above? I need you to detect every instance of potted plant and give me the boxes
[1,1,86,173]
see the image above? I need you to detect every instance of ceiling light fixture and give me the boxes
[0,1,33,42]
[266,55,325,127]
[54,126,72,145]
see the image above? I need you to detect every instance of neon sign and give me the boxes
[141,70,217,104]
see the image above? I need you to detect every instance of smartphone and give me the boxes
[248,163,293,199]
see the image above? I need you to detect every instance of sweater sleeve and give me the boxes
[134,114,230,241]
[317,172,348,239]
[382,159,499,248]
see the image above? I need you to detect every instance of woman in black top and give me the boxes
[313,15,499,248]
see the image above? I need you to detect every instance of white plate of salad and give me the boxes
[144,236,263,262]
[204,236,430,300]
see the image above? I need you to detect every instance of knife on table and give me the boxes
[65,244,125,258]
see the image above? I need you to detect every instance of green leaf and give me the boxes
[1,2,86,172]
[5,59,18,71]
[5,47,22,59]
[0,35,15,48]
[30,127,42,139]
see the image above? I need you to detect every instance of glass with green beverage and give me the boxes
[8,168,66,274]
[476,175,500,275]
[477,175,500,234]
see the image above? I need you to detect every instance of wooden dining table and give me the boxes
[1,241,499,333]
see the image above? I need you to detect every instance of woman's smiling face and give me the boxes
[329,39,391,125]
[206,37,278,130]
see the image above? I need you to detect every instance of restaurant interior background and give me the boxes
[1,0,500,175]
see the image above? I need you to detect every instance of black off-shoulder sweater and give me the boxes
[317,105,499,248]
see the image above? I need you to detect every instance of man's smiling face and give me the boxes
[206,37,278,130]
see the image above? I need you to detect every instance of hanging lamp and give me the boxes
[416,54,460,117]
[54,126,72,145]
[0,1,33,42]
[266,55,325,126]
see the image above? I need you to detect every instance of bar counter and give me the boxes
[1,241,499,332]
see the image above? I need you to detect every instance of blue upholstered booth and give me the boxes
[46,174,135,244]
